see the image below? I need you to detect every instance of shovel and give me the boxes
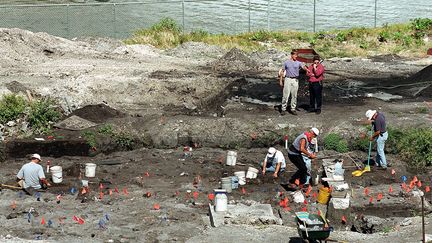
[352,127,373,177]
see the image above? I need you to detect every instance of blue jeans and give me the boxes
[376,131,388,168]
[302,155,312,185]
[261,162,285,173]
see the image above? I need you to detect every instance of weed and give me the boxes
[411,18,432,39]
[114,131,134,150]
[324,133,349,153]
[81,131,97,148]
[28,98,61,134]
[98,123,114,136]
[382,226,392,233]
[0,94,27,124]
[397,128,432,170]
[151,17,181,33]
[416,106,429,114]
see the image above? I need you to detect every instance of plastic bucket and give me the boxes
[226,151,237,166]
[234,171,246,185]
[246,167,259,179]
[214,189,228,212]
[50,166,62,183]
[221,177,232,193]
[231,176,239,189]
[317,186,331,205]
[85,163,97,177]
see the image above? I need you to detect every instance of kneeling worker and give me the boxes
[262,147,286,178]
[17,154,51,195]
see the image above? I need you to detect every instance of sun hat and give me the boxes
[365,110,377,120]
[31,153,41,161]
[268,147,276,156]
[311,127,320,136]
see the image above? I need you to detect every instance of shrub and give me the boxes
[81,131,97,148]
[324,133,349,153]
[397,128,432,169]
[151,17,181,33]
[28,98,61,134]
[98,123,114,136]
[411,18,432,39]
[0,94,27,124]
[114,131,134,150]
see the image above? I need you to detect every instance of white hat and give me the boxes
[267,147,276,156]
[311,127,320,136]
[365,110,377,120]
[31,154,41,161]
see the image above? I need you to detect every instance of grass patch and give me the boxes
[124,18,432,58]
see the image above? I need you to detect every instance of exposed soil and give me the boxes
[0,29,431,242]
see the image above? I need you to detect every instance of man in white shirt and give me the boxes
[17,154,51,195]
[261,147,286,178]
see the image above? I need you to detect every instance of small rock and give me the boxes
[400,218,412,226]
[6,121,16,127]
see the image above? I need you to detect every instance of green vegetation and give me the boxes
[113,131,135,150]
[28,98,61,134]
[124,17,432,58]
[0,94,27,124]
[324,133,349,153]
[81,131,97,148]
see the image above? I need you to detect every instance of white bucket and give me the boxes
[50,166,63,184]
[226,151,237,166]
[246,167,259,179]
[214,189,228,212]
[234,171,246,185]
[221,177,232,193]
[85,163,97,177]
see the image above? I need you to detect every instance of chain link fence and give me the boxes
[0,0,430,39]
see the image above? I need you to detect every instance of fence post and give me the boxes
[374,0,377,27]
[182,0,185,33]
[248,0,251,32]
[66,4,70,38]
[113,3,117,38]
[267,0,270,31]
[313,0,316,32]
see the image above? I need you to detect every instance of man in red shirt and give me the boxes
[306,55,325,114]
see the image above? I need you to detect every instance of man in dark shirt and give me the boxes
[365,110,390,169]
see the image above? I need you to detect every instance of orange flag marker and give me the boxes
[341,215,347,224]
[109,189,113,197]
[369,196,373,204]
[391,169,396,175]
[241,187,246,194]
[364,187,369,196]
[114,187,119,193]
[41,217,45,225]
[11,201,16,210]
[412,176,418,183]
[208,193,215,201]
[377,193,383,201]
[294,179,300,186]
[301,207,307,212]
[425,186,430,193]
[417,181,422,188]
[305,185,312,197]
[99,191,104,200]
[193,191,199,200]
[123,188,129,196]
[389,185,393,193]
[153,203,160,210]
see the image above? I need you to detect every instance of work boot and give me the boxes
[316,109,321,114]
[280,111,286,116]
[290,110,297,116]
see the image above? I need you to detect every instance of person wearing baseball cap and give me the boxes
[17,153,51,195]
[287,128,320,188]
[365,109,390,169]
[261,147,286,178]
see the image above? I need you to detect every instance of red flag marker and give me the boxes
[369,196,373,204]
[364,187,369,196]
[425,186,430,193]
[389,185,393,193]
[123,188,129,196]
[305,185,312,197]
[302,207,307,212]
[114,187,119,193]
[99,191,104,200]
[208,193,215,201]
[317,210,321,216]
[283,207,291,212]
[377,193,383,201]
[341,215,347,224]
[413,176,418,183]
[11,201,16,210]
[417,181,422,188]
[73,215,79,222]
[193,191,199,200]
[175,191,180,197]
[312,192,317,199]
[56,194,62,201]
[144,172,150,177]
[145,192,151,198]
[409,181,415,189]
[109,189,113,197]
[303,199,308,205]
[41,217,45,225]
[241,187,246,194]
[401,183,407,190]
[78,218,85,225]
[153,203,160,210]
[391,169,396,175]
[406,187,411,193]
[294,179,300,186]
[99,183,103,190]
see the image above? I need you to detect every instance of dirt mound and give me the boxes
[166,41,223,59]
[407,64,432,82]
[212,48,260,75]
[71,104,126,123]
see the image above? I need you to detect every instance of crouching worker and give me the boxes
[302,137,319,186]
[16,154,51,195]
[261,147,286,178]
[287,128,319,188]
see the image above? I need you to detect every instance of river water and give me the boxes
[0,0,431,38]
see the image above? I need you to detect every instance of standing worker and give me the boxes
[16,154,51,195]
[261,147,286,178]
[287,128,319,188]
[365,110,390,169]
[306,55,325,114]
[279,51,307,116]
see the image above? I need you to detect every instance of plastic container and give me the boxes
[85,163,97,177]
[246,167,259,179]
[214,189,228,212]
[221,177,232,193]
[234,171,246,185]
[50,166,62,183]
[231,176,239,189]
[226,151,237,166]
[317,186,331,205]
[334,162,344,176]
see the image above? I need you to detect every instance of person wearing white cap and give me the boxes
[261,147,286,178]
[365,109,390,169]
[16,153,51,195]
[287,128,320,187]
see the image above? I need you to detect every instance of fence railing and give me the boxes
[0,0,430,39]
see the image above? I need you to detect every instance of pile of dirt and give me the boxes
[404,64,432,97]
[212,48,260,75]
[166,41,223,59]
[70,104,127,123]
